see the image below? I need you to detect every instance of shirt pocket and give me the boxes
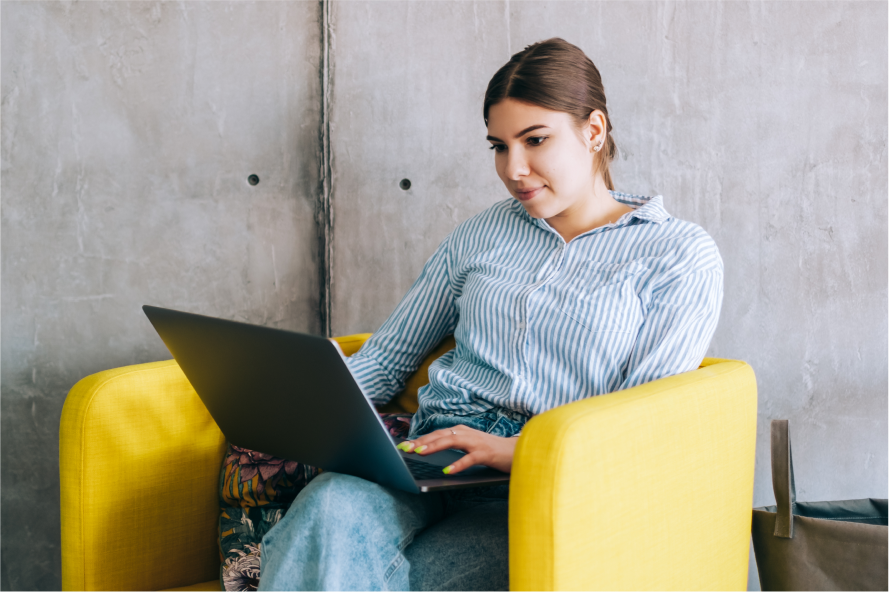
[558,260,646,334]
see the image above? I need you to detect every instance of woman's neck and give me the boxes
[545,177,634,243]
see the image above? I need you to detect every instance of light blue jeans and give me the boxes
[258,408,529,591]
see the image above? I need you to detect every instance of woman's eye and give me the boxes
[527,136,547,146]
[489,144,506,153]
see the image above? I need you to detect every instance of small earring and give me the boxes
[593,140,604,153]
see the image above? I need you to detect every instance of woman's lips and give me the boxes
[515,187,544,201]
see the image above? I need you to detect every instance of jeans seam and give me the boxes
[384,551,405,582]
[384,525,420,584]
[396,530,416,552]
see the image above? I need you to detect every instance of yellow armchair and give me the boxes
[60,334,757,591]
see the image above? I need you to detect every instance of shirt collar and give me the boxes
[516,190,672,231]
[610,191,671,224]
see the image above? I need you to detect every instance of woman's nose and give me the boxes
[505,150,530,180]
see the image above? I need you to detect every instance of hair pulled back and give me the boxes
[484,38,617,190]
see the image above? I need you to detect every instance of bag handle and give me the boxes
[771,419,796,538]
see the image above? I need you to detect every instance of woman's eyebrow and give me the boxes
[486,124,550,143]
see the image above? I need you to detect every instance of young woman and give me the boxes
[259,37,723,591]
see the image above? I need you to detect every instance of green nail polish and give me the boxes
[443,465,453,474]
[415,445,427,453]
[396,442,410,451]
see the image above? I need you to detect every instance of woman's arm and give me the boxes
[346,234,458,406]
[618,241,724,390]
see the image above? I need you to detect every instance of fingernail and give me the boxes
[443,465,454,474]
[396,442,413,452]
[415,445,427,454]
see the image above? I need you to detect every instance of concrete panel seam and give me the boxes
[318,0,334,337]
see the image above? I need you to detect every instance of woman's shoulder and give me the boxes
[658,215,719,249]
[652,216,723,276]
[617,192,722,273]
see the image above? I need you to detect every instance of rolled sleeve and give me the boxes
[346,235,459,405]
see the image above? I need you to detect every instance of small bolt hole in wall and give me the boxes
[399,178,411,191]
[248,174,260,186]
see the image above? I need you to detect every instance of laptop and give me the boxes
[142,305,510,494]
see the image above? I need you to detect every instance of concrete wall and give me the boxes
[1,2,323,589]
[328,1,887,588]
[2,1,886,590]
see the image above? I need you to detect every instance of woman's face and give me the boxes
[486,98,602,220]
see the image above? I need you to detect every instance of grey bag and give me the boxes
[752,420,888,591]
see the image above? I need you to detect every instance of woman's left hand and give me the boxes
[396,424,518,475]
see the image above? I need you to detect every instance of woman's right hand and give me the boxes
[396,424,519,475]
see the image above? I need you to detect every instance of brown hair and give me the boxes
[483,38,617,190]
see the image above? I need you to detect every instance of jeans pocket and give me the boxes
[486,410,528,438]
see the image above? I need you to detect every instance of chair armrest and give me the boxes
[509,361,757,591]
[60,360,226,591]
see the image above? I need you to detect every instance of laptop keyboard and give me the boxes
[404,457,453,480]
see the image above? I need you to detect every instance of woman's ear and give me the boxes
[586,109,608,151]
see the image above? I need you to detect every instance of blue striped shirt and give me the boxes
[347,191,724,430]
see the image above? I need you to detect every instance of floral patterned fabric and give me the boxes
[219,412,414,591]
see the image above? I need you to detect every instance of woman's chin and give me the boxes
[516,198,555,220]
